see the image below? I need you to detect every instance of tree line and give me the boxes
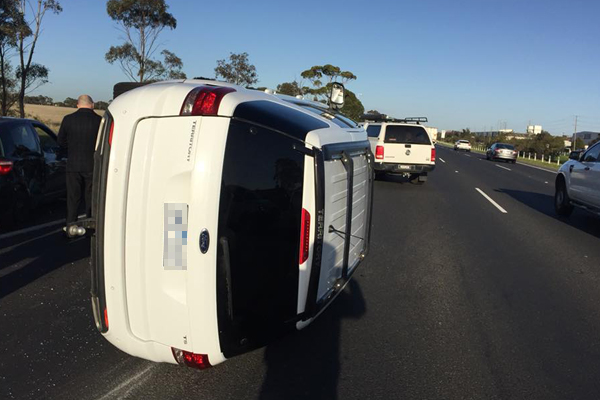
[0,0,365,121]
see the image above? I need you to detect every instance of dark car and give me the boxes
[0,118,66,225]
[486,143,518,163]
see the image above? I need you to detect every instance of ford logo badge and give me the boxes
[200,229,210,254]
[405,149,411,156]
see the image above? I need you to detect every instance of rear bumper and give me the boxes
[491,153,517,160]
[374,162,435,174]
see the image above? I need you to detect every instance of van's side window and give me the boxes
[366,125,381,138]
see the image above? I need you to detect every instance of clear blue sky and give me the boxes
[29,0,600,133]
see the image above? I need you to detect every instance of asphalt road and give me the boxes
[2,146,600,400]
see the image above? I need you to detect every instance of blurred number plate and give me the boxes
[398,165,411,170]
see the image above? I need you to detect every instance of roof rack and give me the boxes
[362,114,428,124]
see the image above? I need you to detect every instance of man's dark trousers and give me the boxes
[58,107,101,225]
[66,171,93,224]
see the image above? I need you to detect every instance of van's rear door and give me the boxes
[382,125,432,165]
[302,139,373,319]
[124,116,207,348]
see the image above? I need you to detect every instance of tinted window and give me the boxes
[582,143,600,162]
[234,100,328,141]
[217,119,304,356]
[459,140,470,144]
[496,143,514,150]
[384,125,431,145]
[1,122,40,157]
[366,125,381,138]
[33,125,57,152]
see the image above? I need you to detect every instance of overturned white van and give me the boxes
[90,79,374,369]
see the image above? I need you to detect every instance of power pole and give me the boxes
[572,115,578,151]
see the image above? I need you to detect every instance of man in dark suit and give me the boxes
[58,95,101,236]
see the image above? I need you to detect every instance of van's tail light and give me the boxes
[0,160,13,175]
[180,86,236,116]
[104,308,109,329]
[299,208,311,264]
[108,121,115,146]
[172,348,211,369]
[375,145,384,160]
[431,147,436,162]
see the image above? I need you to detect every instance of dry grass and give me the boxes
[21,104,105,132]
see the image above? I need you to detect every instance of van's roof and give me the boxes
[109,79,359,131]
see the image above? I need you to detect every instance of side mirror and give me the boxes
[329,82,344,110]
[569,151,582,161]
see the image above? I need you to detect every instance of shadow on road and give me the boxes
[497,188,600,239]
[258,279,367,400]
[0,227,90,298]
[0,198,66,235]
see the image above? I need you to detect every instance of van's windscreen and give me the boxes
[384,126,431,145]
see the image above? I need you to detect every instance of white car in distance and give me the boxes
[454,140,471,152]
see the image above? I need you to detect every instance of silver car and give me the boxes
[486,143,517,163]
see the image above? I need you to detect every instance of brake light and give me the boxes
[375,145,384,160]
[299,208,310,264]
[0,160,12,175]
[431,147,436,162]
[172,348,211,369]
[180,86,236,116]
[104,308,109,329]
[108,121,115,146]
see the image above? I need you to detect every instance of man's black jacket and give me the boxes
[57,108,102,172]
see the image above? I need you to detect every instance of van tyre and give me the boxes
[555,180,573,216]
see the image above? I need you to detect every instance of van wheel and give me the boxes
[555,180,573,216]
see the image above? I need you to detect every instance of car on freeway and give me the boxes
[454,139,471,152]
[89,79,374,369]
[0,118,66,226]
[486,143,517,163]
[363,115,435,184]
[555,142,600,217]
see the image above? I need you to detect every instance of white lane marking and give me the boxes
[495,164,511,171]
[439,158,446,163]
[0,214,86,241]
[455,170,459,173]
[95,364,155,400]
[475,188,508,213]
[515,162,555,173]
[545,181,549,184]
[465,154,472,157]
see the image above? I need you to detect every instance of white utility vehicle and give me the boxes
[454,139,471,152]
[363,116,435,183]
[89,80,373,369]
[555,142,600,217]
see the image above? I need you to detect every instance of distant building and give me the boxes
[440,130,446,139]
[527,125,543,135]
[574,131,600,146]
